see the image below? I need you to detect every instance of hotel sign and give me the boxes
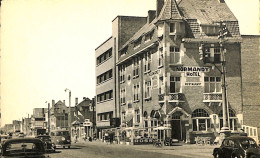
[176,66,210,77]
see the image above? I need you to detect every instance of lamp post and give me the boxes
[218,22,230,140]
[45,101,50,134]
[65,88,71,134]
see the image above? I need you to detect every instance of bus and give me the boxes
[50,129,71,148]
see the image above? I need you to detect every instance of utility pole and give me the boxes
[48,103,50,134]
[65,88,71,135]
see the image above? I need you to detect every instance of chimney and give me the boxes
[218,0,225,3]
[75,97,78,106]
[52,100,55,107]
[63,100,65,104]
[156,0,164,17]
[147,10,156,23]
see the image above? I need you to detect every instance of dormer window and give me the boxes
[201,25,220,36]
[134,37,142,49]
[145,30,154,42]
[120,47,128,57]
[170,23,176,34]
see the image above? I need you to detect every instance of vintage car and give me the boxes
[50,129,71,149]
[36,135,56,152]
[1,138,48,158]
[0,135,10,147]
[213,136,260,158]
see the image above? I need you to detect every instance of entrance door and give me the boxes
[171,120,181,140]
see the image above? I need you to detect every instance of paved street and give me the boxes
[48,141,215,158]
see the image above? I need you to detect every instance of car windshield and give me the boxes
[3,142,44,156]
[240,139,258,149]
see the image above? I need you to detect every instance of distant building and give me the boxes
[21,117,32,136]
[71,97,96,141]
[49,100,69,131]
[31,108,48,135]
[3,124,13,134]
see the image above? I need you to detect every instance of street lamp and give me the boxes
[65,88,71,134]
[45,101,50,134]
[218,22,230,140]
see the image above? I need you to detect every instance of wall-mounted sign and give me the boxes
[185,72,201,77]
[184,82,202,86]
[176,66,210,72]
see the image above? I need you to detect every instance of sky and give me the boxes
[1,0,259,126]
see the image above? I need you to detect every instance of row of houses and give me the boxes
[2,97,96,141]
[95,0,260,144]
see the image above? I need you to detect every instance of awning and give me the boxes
[122,114,133,123]
[154,126,171,130]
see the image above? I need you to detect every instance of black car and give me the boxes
[213,136,260,158]
[36,135,56,153]
[1,138,47,158]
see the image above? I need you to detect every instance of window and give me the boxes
[192,109,210,131]
[170,77,181,93]
[135,109,140,123]
[133,83,139,102]
[122,112,126,121]
[133,57,140,78]
[144,51,151,73]
[204,77,221,93]
[120,47,128,57]
[145,30,154,42]
[144,80,151,99]
[96,48,112,66]
[120,65,126,83]
[170,23,176,33]
[219,109,237,131]
[214,48,221,63]
[159,76,164,94]
[170,46,181,64]
[97,69,113,84]
[120,88,126,105]
[158,47,163,67]
[134,38,141,49]
[97,90,113,103]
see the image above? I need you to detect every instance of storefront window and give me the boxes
[192,109,210,131]
[219,109,238,131]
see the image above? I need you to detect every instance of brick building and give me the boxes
[31,108,48,135]
[96,0,246,144]
[241,35,260,142]
[49,100,69,131]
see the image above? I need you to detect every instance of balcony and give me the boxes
[203,93,222,102]
[158,94,165,102]
[168,93,185,102]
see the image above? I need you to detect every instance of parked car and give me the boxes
[36,135,56,152]
[213,136,260,158]
[0,135,10,149]
[50,129,71,149]
[18,132,25,138]
[1,138,48,158]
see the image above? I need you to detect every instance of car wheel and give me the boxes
[214,153,220,158]
[68,146,70,149]
[232,154,242,158]
[63,146,65,149]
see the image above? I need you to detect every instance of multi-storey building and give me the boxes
[96,0,245,144]
[21,117,32,136]
[31,108,48,135]
[95,16,148,139]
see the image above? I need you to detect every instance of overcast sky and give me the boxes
[1,0,259,125]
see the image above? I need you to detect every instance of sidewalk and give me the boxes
[75,140,216,158]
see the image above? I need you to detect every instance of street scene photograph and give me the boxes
[0,0,259,157]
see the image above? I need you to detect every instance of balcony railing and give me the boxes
[203,93,222,102]
[158,94,165,102]
[168,93,184,102]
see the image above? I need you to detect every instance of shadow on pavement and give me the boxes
[56,147,81,150]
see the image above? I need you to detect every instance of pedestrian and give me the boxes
[75,134,78,143]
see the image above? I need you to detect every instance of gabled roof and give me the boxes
[158,0,183,21]
[178,0,237,24]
